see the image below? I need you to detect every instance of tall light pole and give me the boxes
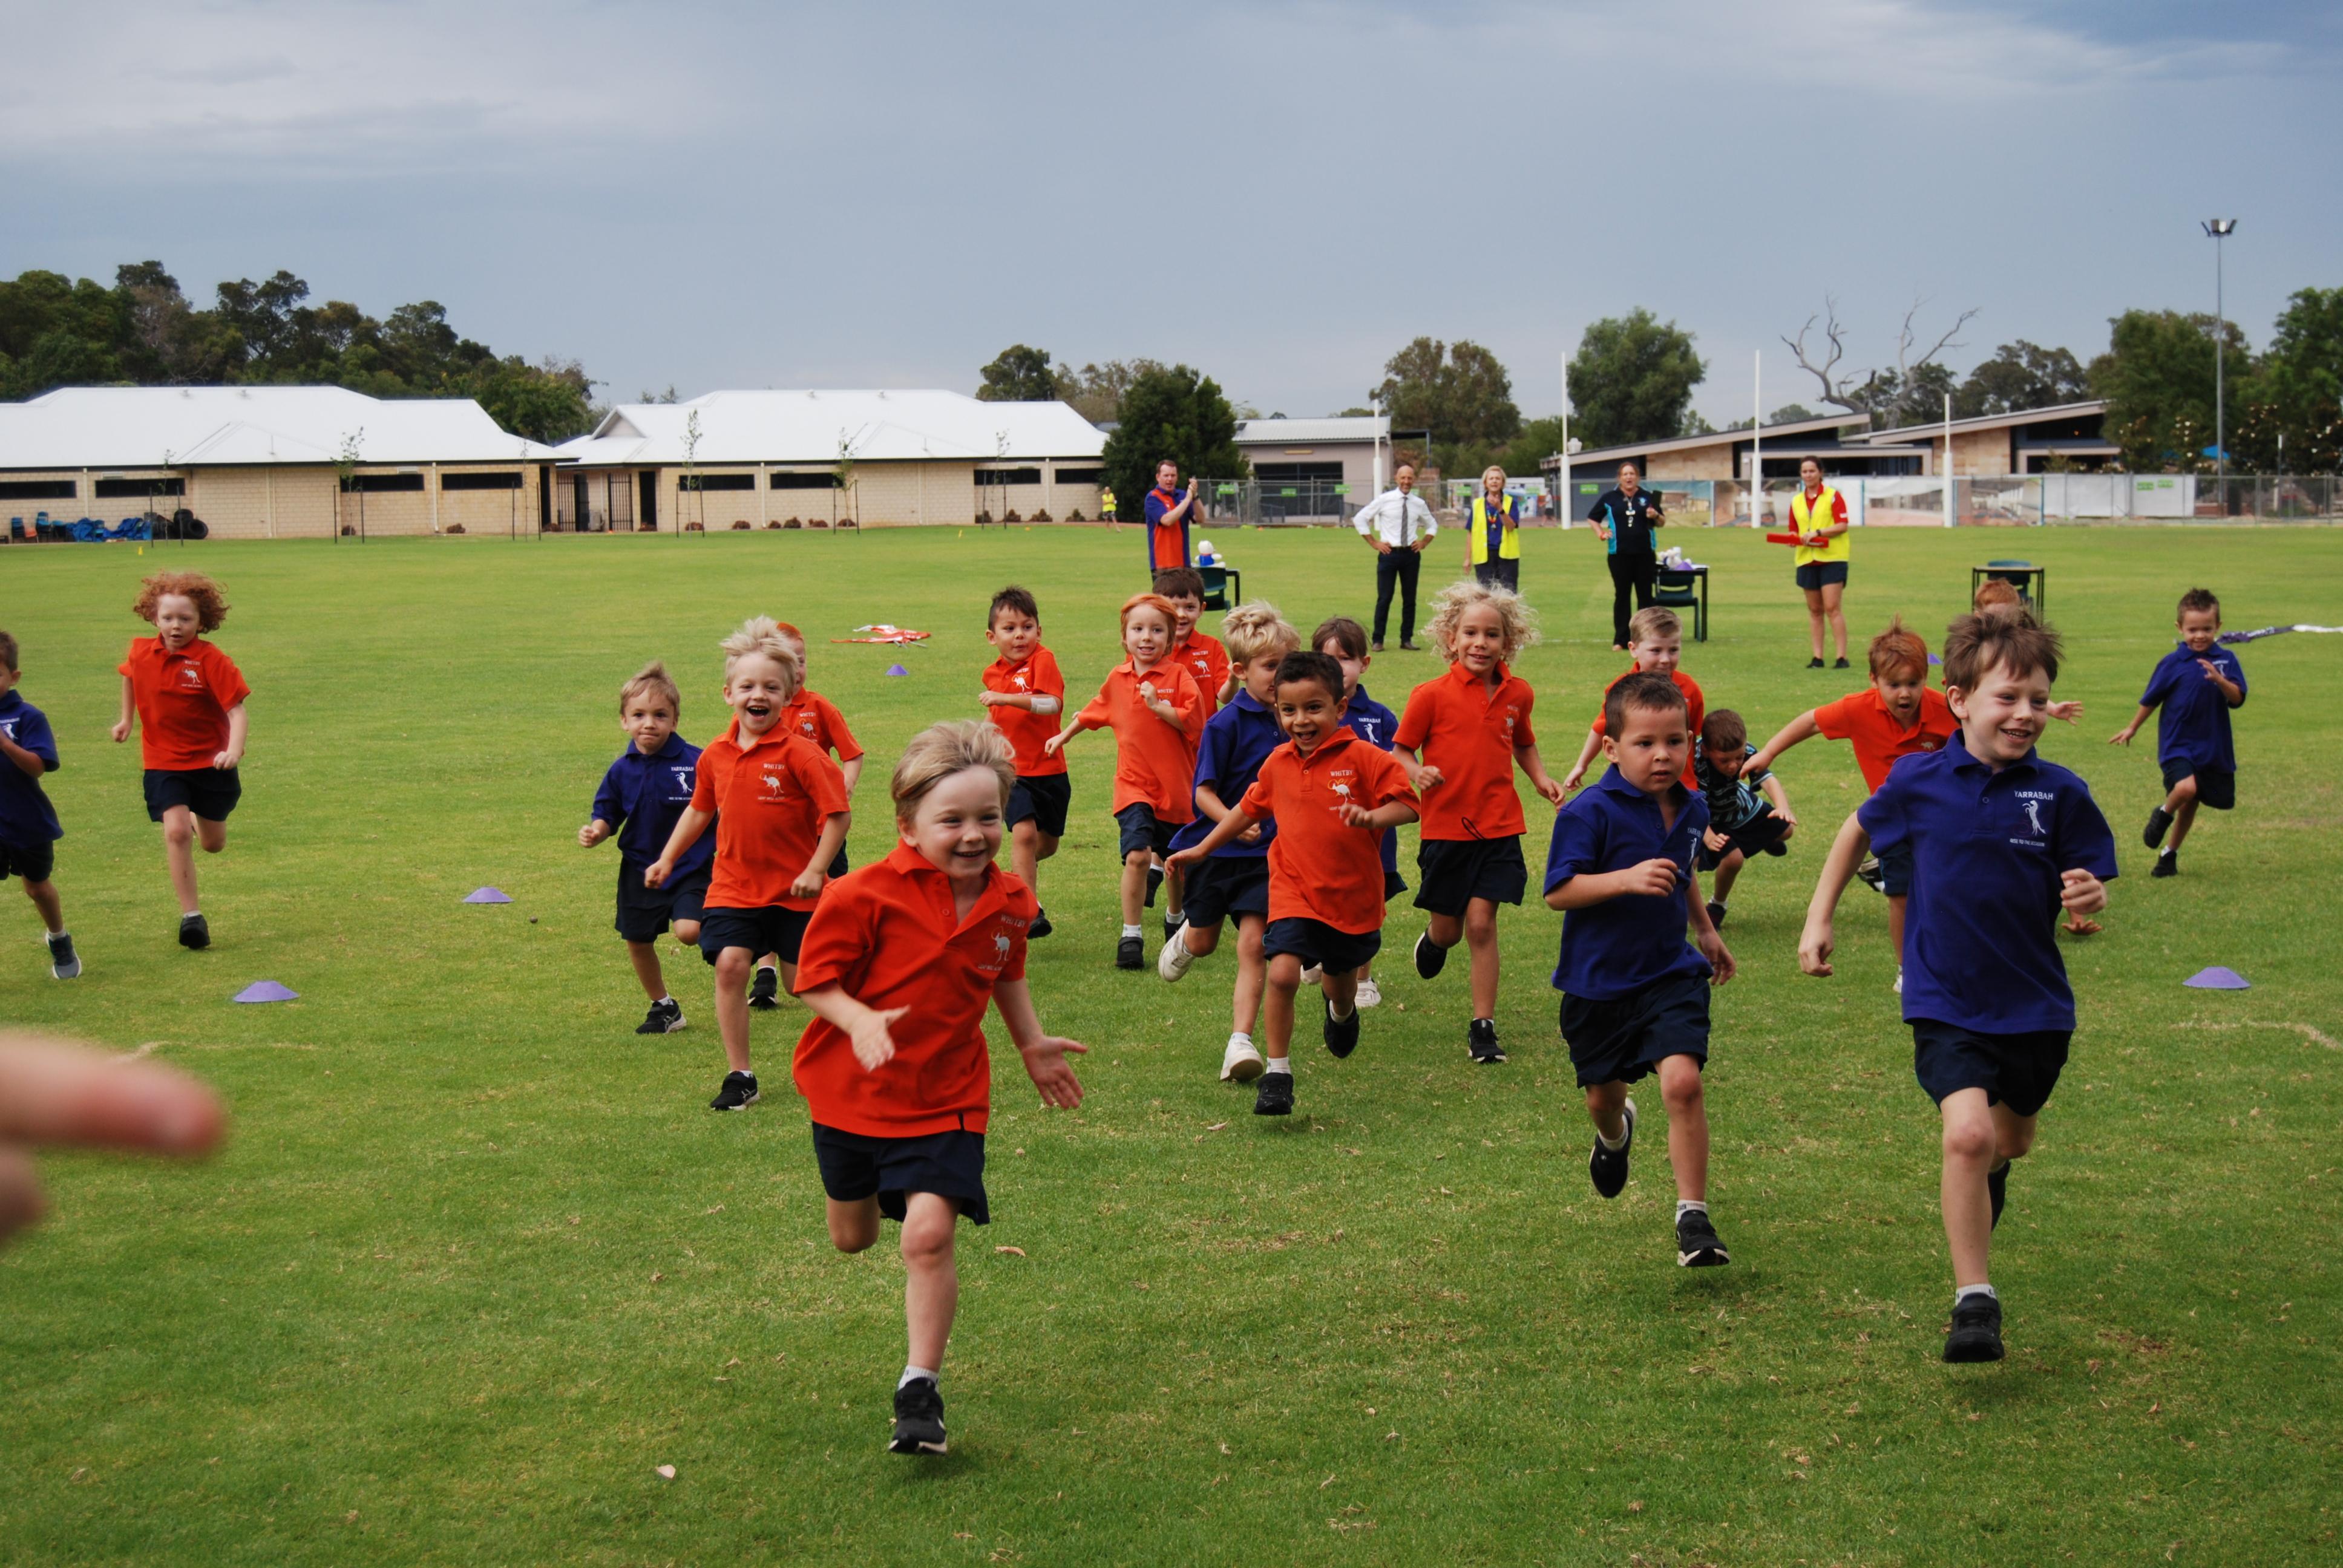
[2203,218,2236,489]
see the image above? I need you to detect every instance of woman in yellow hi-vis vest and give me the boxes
[1464,465,1522,592]
[1789,456,1852,668]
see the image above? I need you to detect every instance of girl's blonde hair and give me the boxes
[1425,579,1537,663]
[1219,599,1300,664]
[719,615,802,696]
[891,719,1016,823]
[619,660,682,715]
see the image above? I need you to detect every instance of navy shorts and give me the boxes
[698,904,811,967]
[617,861,708,942]
[1795,561,1850,590]
[1182,854,1270,927]
[1116,802,1176,859]
[1263,916,1380,976]
[1414,835,1527,916]
[0,838,56,883]
[1696,808,1789,872]
[1911,1019,2070,1117]
[1876,837,1913,897]
[1007,773,1072,838]
[143,766,240,824]
[811,1122,989,1226]
[1559,972,1711,1088]
[2162,757,2235,811]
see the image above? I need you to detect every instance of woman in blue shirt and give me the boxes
[1586,462,1665,650]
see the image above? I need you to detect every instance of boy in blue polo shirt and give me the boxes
[2111,587,2246,878]
[580,661,712,1035]
[1544,671,1735,1269]
[0,632,79,979]
[1800,610,2115,1364]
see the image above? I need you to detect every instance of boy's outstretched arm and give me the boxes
[644,806,713,887]
[1167,806,1262,869]
[110,676,135,744]
[1559,727,1604,792]
[1686,880,1735,984]
[1338,799,1419,831]
[799,982,909,1072]
[578,817,614,848]
[792,812,852,899]
[2109,703,2155,746]
[1392,744,1443,792]
[1798,812,1871,976]
[1759,771,1797,828]
[1545,857,1678,912]
[215,702,248,770]
[1042,713,1098,757]
[1514,742,1566,806]
[0,725,45,780]
[1746,710,1820,776]
[992,976,1086,1109]
[839,757,863,794]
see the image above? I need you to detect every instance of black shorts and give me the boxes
[0,838,56,883]
[2162,757,2235,811]
[1262,916,1380,976]
[143,766,241,824]
[698,904,812,967]
[1695,809,1789,872]
[1795,561,1850,590]
[1559,971,1712,1088]
[1910,1018,2071,1117]
[1006,773,1072,838]
[1115,802,1176,859]
[1876,837,1913,897]
[828,846,849,880]
[616,861,709,942]
[1414,835,1528,915]
[1181,854,1270,926]
[811,1122,989,1226]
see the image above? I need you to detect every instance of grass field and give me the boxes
[1,523,2338,1567]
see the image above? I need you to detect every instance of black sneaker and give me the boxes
[1029,910,1053,939]
[1323,995,1360,1059]
[1467,1017,1505,1064]
[1988,1160,2009,1229]
[1942,1293,2006,1363]
[748,965,781,1010]
[1115,935,1144,970]
[1806,656,1825,669]
[177,913,210,950]
[1590,1099,1636,1198]
[1762,840,1788,857]
[1144,864,1163,907]
[2143,805,2174,849]
[1705,900,1728,929]
[1253,1071,1294,1116]
[1676,1208,1730,1267]
[637,998,686,1035]
[1833,656,1851,670]
[1853,857,1886,893]
[47,932,81,979]
[709,1071,759,1111]
[1412,930,1447,980]
[888,1377,948,1455]
[2151,851,2178,878]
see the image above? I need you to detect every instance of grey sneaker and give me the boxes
[47,932,81,979]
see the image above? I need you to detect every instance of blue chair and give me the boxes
[7,516,25,543]
[1198,562,1242,610]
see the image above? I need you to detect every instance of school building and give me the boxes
[1230,414,1391,518]
[0,385,563,539]
[550,390,1107,531]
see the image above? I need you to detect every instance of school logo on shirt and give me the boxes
[669,765,695,799]
[175,665,206,691]
[1354,717,1381,743]
[1014,671,1031,690]
[978,923,1014,975]
[759,769,790,801]
[797,716,819,737]
[2011,789,2053,848]
[1918,735,1942,751]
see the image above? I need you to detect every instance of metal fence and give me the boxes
[1549,475,2343,527]
[1194,477,1564,528]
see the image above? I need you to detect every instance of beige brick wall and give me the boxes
[658,460,1103,529]
[431,466,543,535]
[1645,446,1727,481]
[1950,428,2013,475]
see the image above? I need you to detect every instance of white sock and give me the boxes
[1956,1282,1997,1304]
[1265,1059,1291,1076]
[1330,1001,1355,1022]
[1228,1031,1253,1050]
[1676,1200,1708,1219]
[655,995,673,1006]
[755,962,777,976]
[1121,923,1142,939]
[48,928,68,939]
[899,1364,937,1389]
[2159,844,2175,858]
[1597,1123,1628,1152]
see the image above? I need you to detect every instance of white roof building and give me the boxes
[0,385,560,470]
[557,389,1104,468]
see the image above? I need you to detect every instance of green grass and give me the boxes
[1,524,2338,1567]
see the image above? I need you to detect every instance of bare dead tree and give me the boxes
[1783,296,1981,416]
[1892,298,1979,387]
[1783,298,1860,410]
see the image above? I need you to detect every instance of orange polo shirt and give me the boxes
[1394,660,1539,841]
[1589,666,1706,790]
[1075,658,1203,820]
[117,636,250,770]
[1816,685,1957,792]
[1172,631,1231,716]
[690,719,850,910]
[1239,730,1416,933]
[779,689,863,763]
[982,647,1068,777]
[791,842,1035,1137]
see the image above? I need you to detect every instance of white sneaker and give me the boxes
[1221,1036,1265,1082]
[1355,976,1381,1008]
[1300,963,1323,986]
[1893,965,1904,995]
[1157,926,1195,982]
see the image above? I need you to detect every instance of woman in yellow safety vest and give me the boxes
[1464,465,1522,592]
[1789,456,1852,668]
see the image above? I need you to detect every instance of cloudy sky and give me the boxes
[4,1,2336,424]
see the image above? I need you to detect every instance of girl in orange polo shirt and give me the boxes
[111,572,251,951]
[791,720,1086,1457]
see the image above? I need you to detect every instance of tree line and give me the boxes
[0,262,598,445]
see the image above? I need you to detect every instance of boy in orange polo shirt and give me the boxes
[977,586,1068,937]
[1155,566,1233,936]
[1395,581,1565,1066]
[647,618,850,1111]
[792,720,1086,1455]
[111,572,251,950]
[1561,606,1706,795]
[1045,593,1202,970]
[1170,650,1417,1117]
[758,622,867,1008]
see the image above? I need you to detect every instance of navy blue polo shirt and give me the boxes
[1542,766,1712,1001]
[2139,641,2247,773]
[1586,486,1663,557]
[1172,690,1285,857]
[592,733,714,879]
[1344,684,1402,877]
[1857,733,2117,1034]
[0,689,62,846]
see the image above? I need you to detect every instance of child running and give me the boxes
[1168,651,1418,1117]
[790,720,1086,1455]
[977,585,1068,936]
[758,622,865,1008]
[1157,602,1299,1085]
[579,662,709,1035]
[1394,581,1565,1065]
[1561,607,1703,795]
[1544,671,1735,1267]
[1044,593,1203,970]
[1691,709,1797,929]
[110,572,250,950]
[1155,567,1234,936]
[0,632,79,978]
[2111,587,2247,879]
[1800,610,2115,1362]
[1316,615,1404,1007]
[646,619,850,1111]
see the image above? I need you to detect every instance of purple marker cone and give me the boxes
[464,887,513,904]
[234,980,300,1003]
[2183,966,2250,990]
[885,664,909,676]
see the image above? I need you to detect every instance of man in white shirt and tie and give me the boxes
[1355,462,1438,651]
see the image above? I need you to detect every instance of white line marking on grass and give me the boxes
[2174,1020,2339,1050]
